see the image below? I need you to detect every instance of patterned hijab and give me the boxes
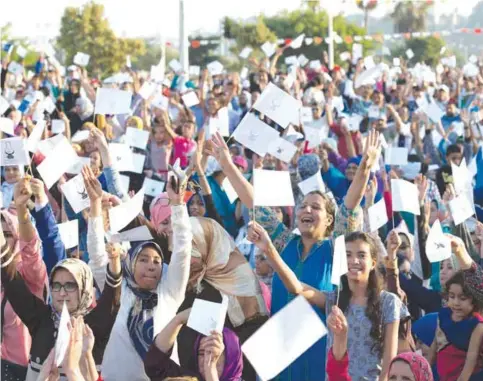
[297,154,320,181]
[390,352,433,381]
[49,258,94,318]
[123,241,164,360]
[189,217,268,327]
[194,328,243,381]
[149,193,171,230]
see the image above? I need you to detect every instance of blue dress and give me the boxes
[271,237,333,381]
[256,201,362,381]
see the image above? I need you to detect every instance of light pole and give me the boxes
[328,10,334,69]
[179,0,189,73]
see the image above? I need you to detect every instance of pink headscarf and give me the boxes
[390,352,433,381]
[0,208,20,255]
[149,192,171,229]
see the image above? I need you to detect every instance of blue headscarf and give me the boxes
[412,312,438,347]
[187,190,207,217]
[124,241,163,360]
[297,154,321,181]
[347,155,362,167]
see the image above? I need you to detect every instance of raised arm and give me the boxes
[344,129,381,210]
[82,165,110,291]
[247,221,326,309]
[30,178,66,274]
[163,177,192,304]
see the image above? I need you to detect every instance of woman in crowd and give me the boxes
[101,174,193,381]
[1,171,122,381]
[208,130,381,380]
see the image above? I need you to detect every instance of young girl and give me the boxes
[145,123,173,181]
[429,271,483,380]
[164,116,197,169]
[247,225,408,381]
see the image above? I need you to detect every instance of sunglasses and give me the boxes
[51,282,78,293]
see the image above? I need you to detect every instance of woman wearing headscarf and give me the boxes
[101,177,193,381]
[144,309,243,381]
[327,305,434,381]
[205,131,379,381]
[175,216,267,380]
[1,179,47,381]
[1,219,122,381]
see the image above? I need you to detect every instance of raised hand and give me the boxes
[166,174,186,206]
[414,174,428,204]
[327,306,348,337]
[247,221,272,253]
[204,132,231,170]
[81,166,103,202]
[14,177,32,207]
[362,129,381,170]
[364,176,378,208]
[30,177,47,205]
[200,331,225,374]
[386,230,401,261]
[89,127,108,151]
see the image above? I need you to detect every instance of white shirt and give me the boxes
[101,205,192,381]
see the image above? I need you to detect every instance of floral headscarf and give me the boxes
[390,352,433,381]
[149,193,171,230]
[297,154,320,181]
[189,217,268,327]
[49,258,94,317]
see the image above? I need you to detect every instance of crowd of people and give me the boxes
[1,35,483,381]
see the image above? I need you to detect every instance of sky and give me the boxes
[1,0,481,42]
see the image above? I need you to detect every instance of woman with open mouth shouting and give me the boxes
[204,130,381,381]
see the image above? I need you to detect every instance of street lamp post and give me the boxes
[179,0,189,73]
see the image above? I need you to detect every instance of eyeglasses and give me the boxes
[51,282,78,293]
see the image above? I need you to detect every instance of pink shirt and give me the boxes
[170,136,196,169]
[1,237,47,366]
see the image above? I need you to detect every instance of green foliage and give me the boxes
[56,2,146,76]
[1,23,39,68]
[391,1,431,33]
[134,39,179,72]
[392,37,445,66]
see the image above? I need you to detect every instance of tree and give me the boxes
[393,36,445,66]
[131,38,179,72]
[223,16,277,50]
[391,1,432,33]
[355,0,379,30]
[1,23,39,68]
[56,2,146,76]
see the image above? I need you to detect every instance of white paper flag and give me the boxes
[1,137,29,166]
[187,295,229,337]
[51,119,66,134]
[406,49,414,60]
[37,136,79,188]
[58,220,79,249]
[125,127,149,150]
[239,47,253,59]
[138,82,157,100]
[54,303,71,366]
[61,174,91,214]
[119,174,130,193]
[16,45,27,59]
[385,147,408,166]
[222,177,238,204]
[331,235,348,286]
[26,117,45,152]
[242,295,327,381]
[425,219,451,262]
[71,130,90,143]
[143,177,165,197]
[0,117,15,135]
[232,113,280,157]
[168,59,183,73]
[391,179,420,215]
[73,52,90,67]
[253,170,294,206]
[290,34,305,49]
[66,156,91,176]
[189,65,200,77]
[267,138,297,164]
[253,83,300,128]
[151,94,169,110]
[368,198,388,232]
[94,88,132,115]
[297,173,326,195]
[109,188,145,232]
[449,194,474,225]
[109,225,153,243]
[261,41,277,58]
[181,91,200,108]
[0,96,9,115]
[207,61,224,76]
[109,143,134,172]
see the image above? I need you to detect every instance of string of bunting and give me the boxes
[186,27,483,49]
